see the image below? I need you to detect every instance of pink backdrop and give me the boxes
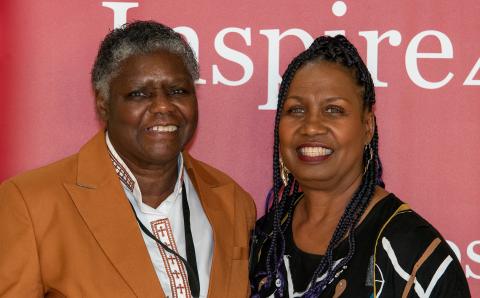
[1,1,479,294]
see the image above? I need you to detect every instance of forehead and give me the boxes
[115,50,191,81]
[286,61,363,109]
[289,61,362,91]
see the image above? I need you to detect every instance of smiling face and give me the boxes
[96,50,198,168]
[279,60,374,191]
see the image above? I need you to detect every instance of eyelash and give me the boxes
[325,105,345,114]
[287,106,305,114]
[169,88,187,95]
[128,91,147,98]
[127,88,189,99]
[285,106,345,115]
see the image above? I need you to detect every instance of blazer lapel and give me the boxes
[184,153,234,298]
[65,131,164,297]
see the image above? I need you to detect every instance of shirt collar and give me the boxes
[105,132,185,210]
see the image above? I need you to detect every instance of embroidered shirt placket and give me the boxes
[105,133,212,298]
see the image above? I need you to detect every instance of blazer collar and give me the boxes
[65,130,165,297]
[183,153,235,297]
[66,132,236,297]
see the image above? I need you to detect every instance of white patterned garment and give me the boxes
[106,133,213,298]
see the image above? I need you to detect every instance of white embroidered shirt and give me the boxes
[106,133,213,298]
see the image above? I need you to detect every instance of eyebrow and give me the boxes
[285,95,349,103]
[285,95,303,101]
[324,97,349,103]
[126,76,193,86]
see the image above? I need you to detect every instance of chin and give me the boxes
[147,152,180,164]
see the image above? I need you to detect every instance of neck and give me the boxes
[123,155,180,209]
[298,172,364,224]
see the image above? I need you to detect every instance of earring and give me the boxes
[363,144,374,175]
[279,156,290,186]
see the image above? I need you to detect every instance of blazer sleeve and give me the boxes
[0,180,43,297]
[236,184,257,232]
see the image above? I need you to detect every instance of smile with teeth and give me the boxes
[148,125,178,132]
[299,146,333,157]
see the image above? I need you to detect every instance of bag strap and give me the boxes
[401,238,441,298]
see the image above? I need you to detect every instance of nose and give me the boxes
[302,112,328,136]
[148,92,175,114]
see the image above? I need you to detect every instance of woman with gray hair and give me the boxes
[0,21,256,298]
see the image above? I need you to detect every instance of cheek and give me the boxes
[181,101,198,127]
[335,118,365,141]
[278,120,295,158]
[334,126,366,161]
[190,105,199,127]
[116,106,146,126]
[278,119,290,143]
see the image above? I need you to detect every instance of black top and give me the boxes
[250,194,471,297]
[284,193,389,294]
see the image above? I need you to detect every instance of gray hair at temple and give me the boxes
[91,20,199,100]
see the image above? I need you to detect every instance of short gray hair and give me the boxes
[91,20,199,99]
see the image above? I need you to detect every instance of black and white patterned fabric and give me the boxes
[250,194,471,297]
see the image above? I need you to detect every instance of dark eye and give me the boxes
[127,90,148,99]
[286,106,305,115]
[325,105,345,114]
[169,88,188,96]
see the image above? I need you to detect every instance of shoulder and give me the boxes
[375,194,455,262]
[0,154,80,231]
[184,152,249,195]
[369,194,441,246]
[184,153,256,223]
[1,154,78,196]
[185,154,235,184]
[374,194,470,297]
[379,196,450,256]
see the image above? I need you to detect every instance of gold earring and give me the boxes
[363,144,374,175]
[279,156,290,186]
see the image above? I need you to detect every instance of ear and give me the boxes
[363,110,375,145]
[95,91,109,121]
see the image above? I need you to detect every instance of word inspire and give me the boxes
[447,240,480,280]
[102,2,480,278]
[102,2,480,111]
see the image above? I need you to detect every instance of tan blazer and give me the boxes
[0,131,256,298]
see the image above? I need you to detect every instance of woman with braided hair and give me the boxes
[249,35,470,297]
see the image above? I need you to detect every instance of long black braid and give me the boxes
[250,35,385,297]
